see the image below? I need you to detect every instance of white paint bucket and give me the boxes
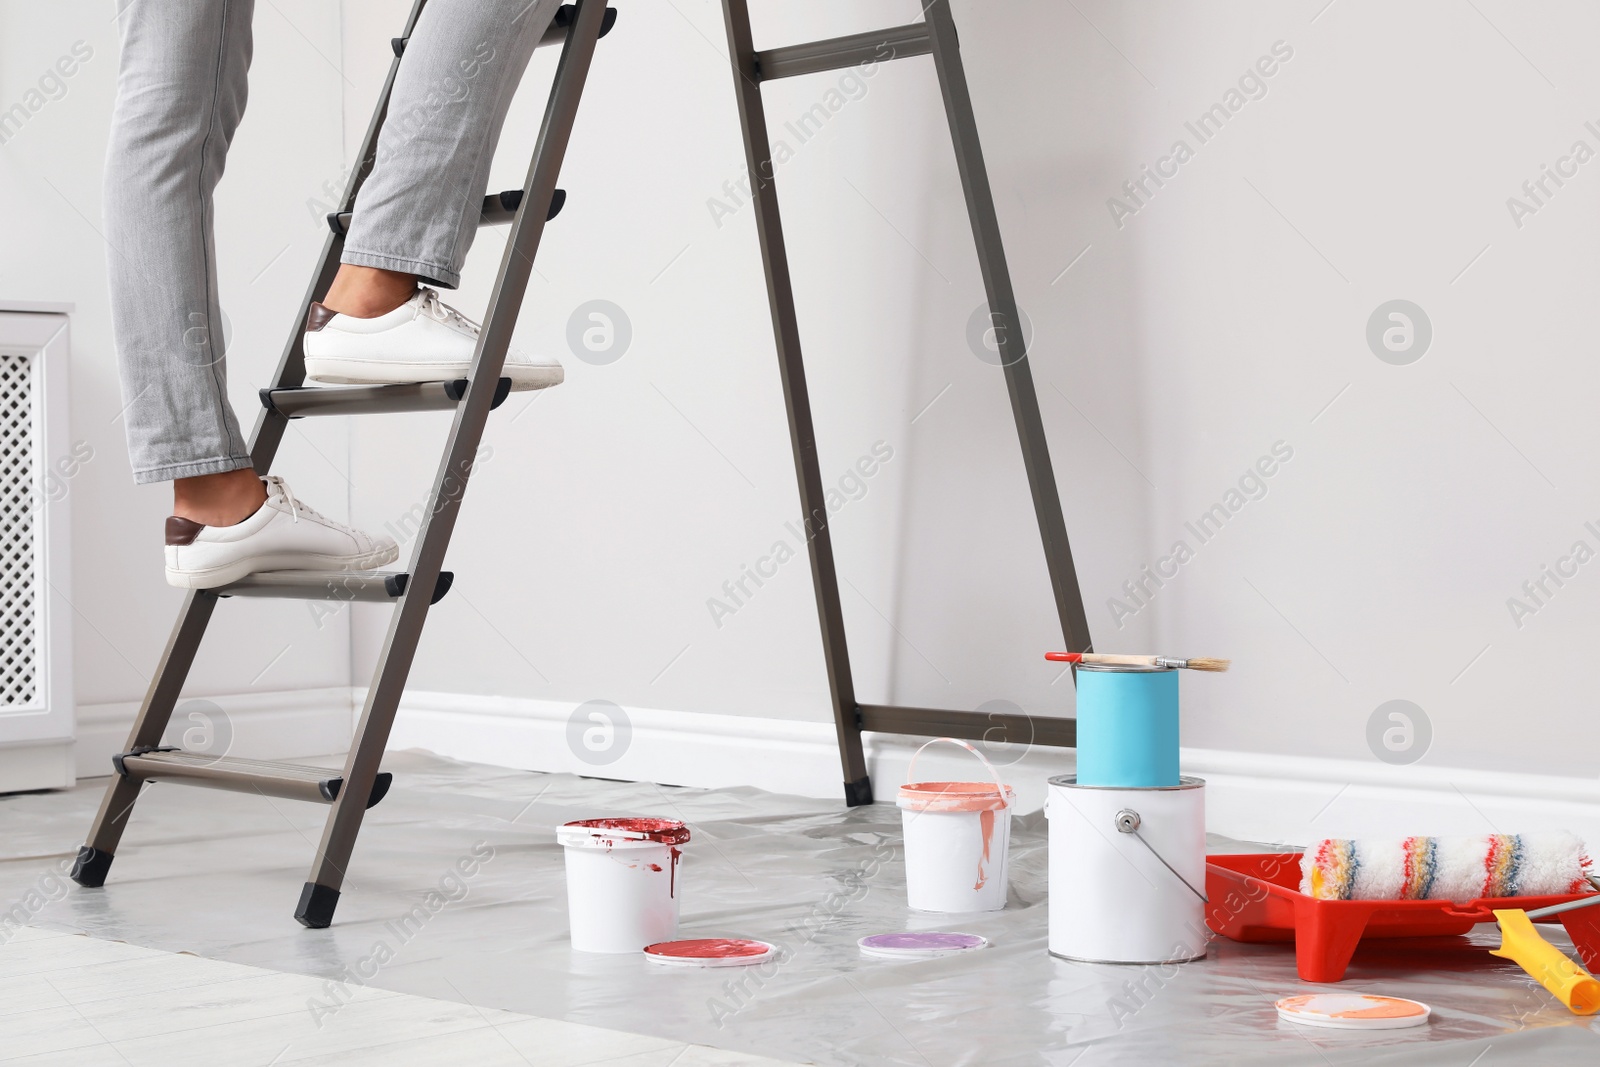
[1045,775,1207,964]
[897,738,1015,913]
[556,818,688,953]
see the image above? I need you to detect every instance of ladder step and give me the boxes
[754,22,932,81]
[262,377,512,419]
[328,188,565,238]
[213,570,454,604]
[115,749,392,809]
[393,4,616,57]
[479,187,564,227]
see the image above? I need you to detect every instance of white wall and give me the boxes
[343,0,1600,788]
[12,1,1600,816]
[0,1,355,758]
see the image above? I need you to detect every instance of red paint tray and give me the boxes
[1205,853,1600,983]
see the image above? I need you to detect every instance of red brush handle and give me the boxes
[1044,652,1082,662]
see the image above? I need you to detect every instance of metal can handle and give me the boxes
[1114,806,1207,904]
[904,736,1009,801]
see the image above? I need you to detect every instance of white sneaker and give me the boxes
[302,287,563,392]
[164,476,398,590]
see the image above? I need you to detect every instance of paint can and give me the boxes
[897,738,1014,913]
[556,818,688,953]
[1074,664,1180,787]
[1046,775,1207,964]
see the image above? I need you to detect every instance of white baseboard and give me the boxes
[91,684,1594,847]
[75,686,354,780]
[0,740,74,792]
[383,690,1600,846]
[381,690,846,798]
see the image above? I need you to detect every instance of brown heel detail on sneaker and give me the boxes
[166,517,206,546]
[305,302,337,333]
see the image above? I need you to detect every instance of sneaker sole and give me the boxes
[304,356,563,392]
[165,544,401,591]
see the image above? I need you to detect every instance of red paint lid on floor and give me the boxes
[644,939,776,967]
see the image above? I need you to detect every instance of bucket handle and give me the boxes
[905,737,1010,802]
[1115,807,1208,904]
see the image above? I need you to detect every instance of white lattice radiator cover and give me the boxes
[0,353,37,709]
[0,306,74,791]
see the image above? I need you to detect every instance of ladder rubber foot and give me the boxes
[70,845,114,888]
[843,776,874,807]
[295,882,341,929]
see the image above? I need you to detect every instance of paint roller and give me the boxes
[1303,833,1600,1014]
[1302,833,1593,902]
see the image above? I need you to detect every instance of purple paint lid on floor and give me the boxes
[858,932,988,959]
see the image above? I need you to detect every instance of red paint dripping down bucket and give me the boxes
[556,818,689,953]
[897,738,1014,913]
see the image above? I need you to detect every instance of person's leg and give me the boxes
[321,265,416,319]
[172,468,267,526]
[302,0,567,391]
[105,0,397,586]
[105,0,259,521]
[336,0,565,298]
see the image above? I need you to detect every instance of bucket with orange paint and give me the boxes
[557,818,689,953]
[897,738,1014,913]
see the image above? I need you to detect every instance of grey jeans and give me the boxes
[105,0,561,483]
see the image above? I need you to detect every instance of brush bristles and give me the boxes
[1184,657,1230,672]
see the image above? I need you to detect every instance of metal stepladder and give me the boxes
[70,0,1093,927]
[718,0,1093,805]
[70,0,616,928]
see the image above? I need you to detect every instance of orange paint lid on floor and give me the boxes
[1275,994,1430,1029]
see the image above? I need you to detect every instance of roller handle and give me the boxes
[1525,883,1600,920]
[1492,909,1600,1015]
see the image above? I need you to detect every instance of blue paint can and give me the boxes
[1074,665,1180,787]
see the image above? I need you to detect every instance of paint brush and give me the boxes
[1045,652,1230,672]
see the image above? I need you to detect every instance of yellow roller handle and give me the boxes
[1491,909,1600,1015]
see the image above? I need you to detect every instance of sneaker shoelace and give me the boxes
[415,287,480,335]
[264,476,342,530]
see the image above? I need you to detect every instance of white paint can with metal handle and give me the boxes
[1046,775,1208,963]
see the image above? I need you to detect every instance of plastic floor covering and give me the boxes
[1,751,1596,1066]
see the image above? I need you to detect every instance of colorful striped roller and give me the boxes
[1301,833,1593,901]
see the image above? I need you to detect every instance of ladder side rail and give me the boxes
[924,0,1093,656]
[721,0,871,806]
[296,0,610,927]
